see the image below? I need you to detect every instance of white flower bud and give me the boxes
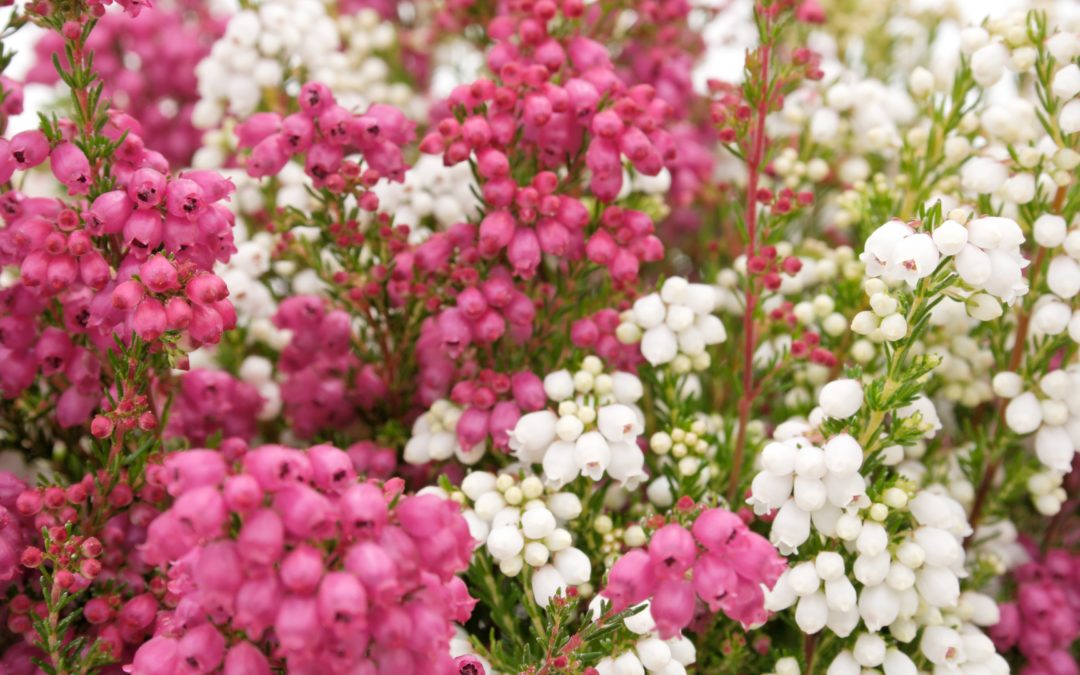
[546,492,582,521]
[886,562,916,591]
[825,576,857,612]
[1005,391,1043,434]
[880,313,908,341]
[835,512,863,541]
[971,42,1008,86]
[793,477,827,511]
[524,541,550,567]
[556,414,585,442]
[881,648,917,675]
[487,525,525,560]
[916,565,960,608]
[532,564,567,608]
[641,325,679,365]
[959,26,989,54]
[1053,63,1080,100]
[1035,424,1075,472]
[858,584,900,631]
[574,432,612,480]
[1034,214,1067,248]
[771,500,811,553]
[553,546,591,585]
[510,411,559,463]
[632,294,666,329]
[968,293,1003,321]
[795,592,829,634]
[909,67,935,98]
[914,527,962,569]
[921,625,964,666]
[789,562,821,596]
[853,633,886,667]
[961,157,1008,194]
[794,445,827,479]
[544,370,575,401]
[1048,256,1080,299]
[932,220,969,255]
[543,441,580,488]
[814,552,845,581]
[521,507,557,539]
[462,471,498,501]
[636,638,672,671]
[1062,99,1080,134]
[1034,300,1072,335]
[545,528,572,552]
[611,652,644,675]
[826,651,860,675]
[775,656,800,675]
[819,379,864,419]
[761,441,798,475]
[1003,173,1036,204]
[612,372,645,403]
[992,371,1024,398]
[851,311,879,335]
[853,552,890,586]
[598,404,643,443]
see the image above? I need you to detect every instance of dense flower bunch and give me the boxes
[1,0,1080,673]
[134,443,476,673]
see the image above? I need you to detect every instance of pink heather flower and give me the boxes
[8,130,49,170]
[49,142,92,195]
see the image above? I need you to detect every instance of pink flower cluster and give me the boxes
[602,508,785,637]
[450,368,546,450]
[163,370,263,445]
[0,117,237,427]
[29,3,223,167]
[992,548,1080,675]
[418,0,669,284]
[240,82,414,195]
[571,309,643,372]
[0,473,37,595]
[134,443,476,673]
[273,296,362,438]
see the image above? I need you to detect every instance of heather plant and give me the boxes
[0,0,1078,673]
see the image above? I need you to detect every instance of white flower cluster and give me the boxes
[459,471,591,607]
[926,298,996,408]
[1030,213,1080,342]
[748,419,869,554]
[510,356,647,489]
[828,623,1006,675]
[850,279,911,343]
[862,215,1030,306]
[616,277,727,370]
[1028,468,1069,516]
[995,367,1080,475]
[404,399,486,465]
[588,601,697,675]
[372,155,480,237]
[765,487,1003,673]
[193,4,419,129]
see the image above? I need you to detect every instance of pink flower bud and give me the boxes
[585,230,617,265]
[280,544,325,594]
[507,227,541,278]
[648,524,697,578]
[472,309,506,344]
[234,575,282,640]
[127,167,167,208]
[139,255,178,293]
[456,406,490,449]
[112,279,145,310]
[305,142,343,182]
[164,450,227,497]
[123,209,164,252]
[511,371,546,411]
[602,549,656,611]
[9,130,49,169]
[178,624,225,673]
[87,190,133,235]
[133,298,167,341]
[650,579,696,638]
[535,218,570,256]
[318,571,368,637]
[345,541,399,599]
[456,287,488,320]
[488,401,521,448]
[247,135,290,178]
[274,484,334,539]
[46,254,78,292]
[185,273,228,304]
[308,444,355,493]
[281,113,315,153]
[173,485,227,538]
[189,303,224,344]
[274,595,321,652]
[299,82,334,117]
[50,142,91,194]
[478,210,516,256]
[235,112,283,149]
[165,178,206,220]
[128,637,180,675]
[165,297,192,330]
[56,387,98,429]
[691,508,745,550]
[224,643,271,675]
[437,308,472,358]
[609,249,640,283]
[340,483,389,537]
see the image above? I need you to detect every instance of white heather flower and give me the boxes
[881,648,917,675]
[1048,256,1080,299]
[1034,214,1067,248]
[1053,63,1080,100]
[932,220,968,255]
[861,221,913,276]
[632,294,666,328]
[641,325,679,365]
[889,233,940,286]
[1004,392,1043,434]
[921,625,964,666]
[574,432,612,480]
[772,499,812,554]
[1003,173,1036,204]
[826,651,860,675]
[544,370,575,401]
[1035,425,1075,473]
[1061,99,1080,134]
[961,157,1008,194]
[532,564,567,607]
[598,404,643,443]
[819,379,864,419]
[823,434,863,475]
[553,547,591,586]
[853,633,886,667]
[970,42,1008,86]
[794,591,828,633]
[509,411,559,463]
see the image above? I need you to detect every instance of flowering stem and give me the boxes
[726,35,772,506]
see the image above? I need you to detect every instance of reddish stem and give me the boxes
[726,39,771,505]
